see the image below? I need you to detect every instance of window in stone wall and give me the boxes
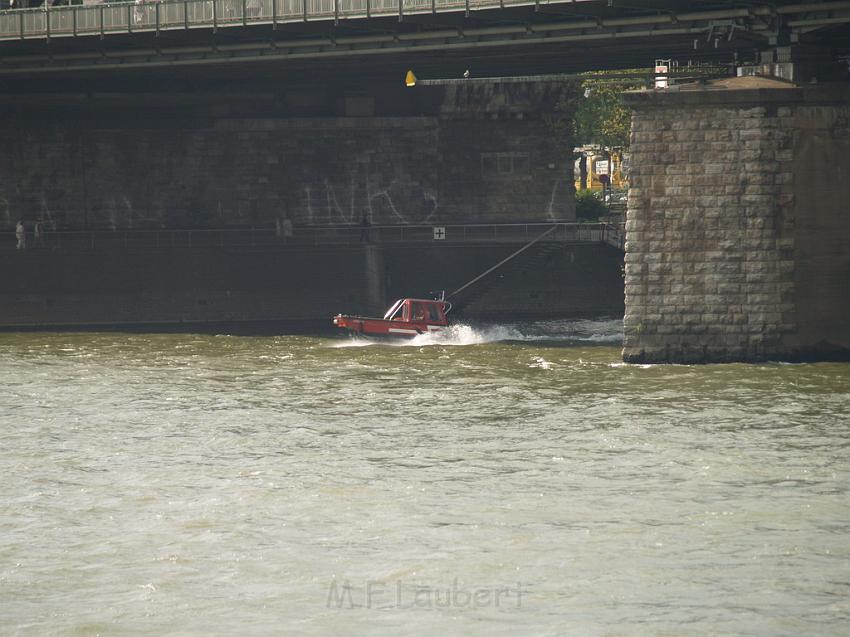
[481,152,531,178]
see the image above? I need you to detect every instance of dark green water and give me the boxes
[1,320,849,636]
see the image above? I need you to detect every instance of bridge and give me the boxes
[1,1,849,76]
[0,1,849,358]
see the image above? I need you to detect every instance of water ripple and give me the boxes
[1,323,849,635]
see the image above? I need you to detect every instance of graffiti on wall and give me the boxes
[302,169,439,225]
[103,196,137,230]
[546,180,568,221]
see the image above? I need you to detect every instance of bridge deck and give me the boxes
[3,0,849,47]
[2,0,579,42]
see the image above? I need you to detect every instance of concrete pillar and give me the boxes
[621,78,850,363]
[363,244,386,314]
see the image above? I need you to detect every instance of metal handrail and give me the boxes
[4,1,850,45]
[1,221,614,251]
[0,0,555,41]
[601,222,626,250]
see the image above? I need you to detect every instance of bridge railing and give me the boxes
[601,222,625,250]
[0,0,543,41]
[2,222,617,251]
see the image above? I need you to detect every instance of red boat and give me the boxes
[333,297,451,338]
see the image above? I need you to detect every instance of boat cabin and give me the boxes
[383,298,449,325]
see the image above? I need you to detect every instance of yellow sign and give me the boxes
[405,70,417,87]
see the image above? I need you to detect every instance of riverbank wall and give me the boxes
[0,243,623,330]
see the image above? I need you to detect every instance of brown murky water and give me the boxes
[2,320,849,635]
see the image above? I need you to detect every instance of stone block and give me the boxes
[714,259,743,274]
[623,313,642,328]
[746,293,773,305]
[716,281,743,296]
[739,129,765,142]
[744,272,771,284]
[724,334,749,347]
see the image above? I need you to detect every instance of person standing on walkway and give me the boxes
[15,220,26,250]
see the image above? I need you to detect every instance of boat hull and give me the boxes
[333,315,446,339]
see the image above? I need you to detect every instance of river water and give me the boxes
[1,319,849,636]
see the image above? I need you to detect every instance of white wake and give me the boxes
[330,318,623,348]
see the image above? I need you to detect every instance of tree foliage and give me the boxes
[572,71,646,150]
[575,189,609,220]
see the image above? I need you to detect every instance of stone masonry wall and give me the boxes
[622,80,850,363]
[0,81,576,231]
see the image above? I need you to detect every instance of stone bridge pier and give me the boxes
[622,78,850,363]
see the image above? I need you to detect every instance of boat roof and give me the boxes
[399,298,445,303]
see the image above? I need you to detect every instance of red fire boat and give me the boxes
[333,297,451,339]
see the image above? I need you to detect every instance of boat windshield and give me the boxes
[383,300,404,320]
[413,302,442,322]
